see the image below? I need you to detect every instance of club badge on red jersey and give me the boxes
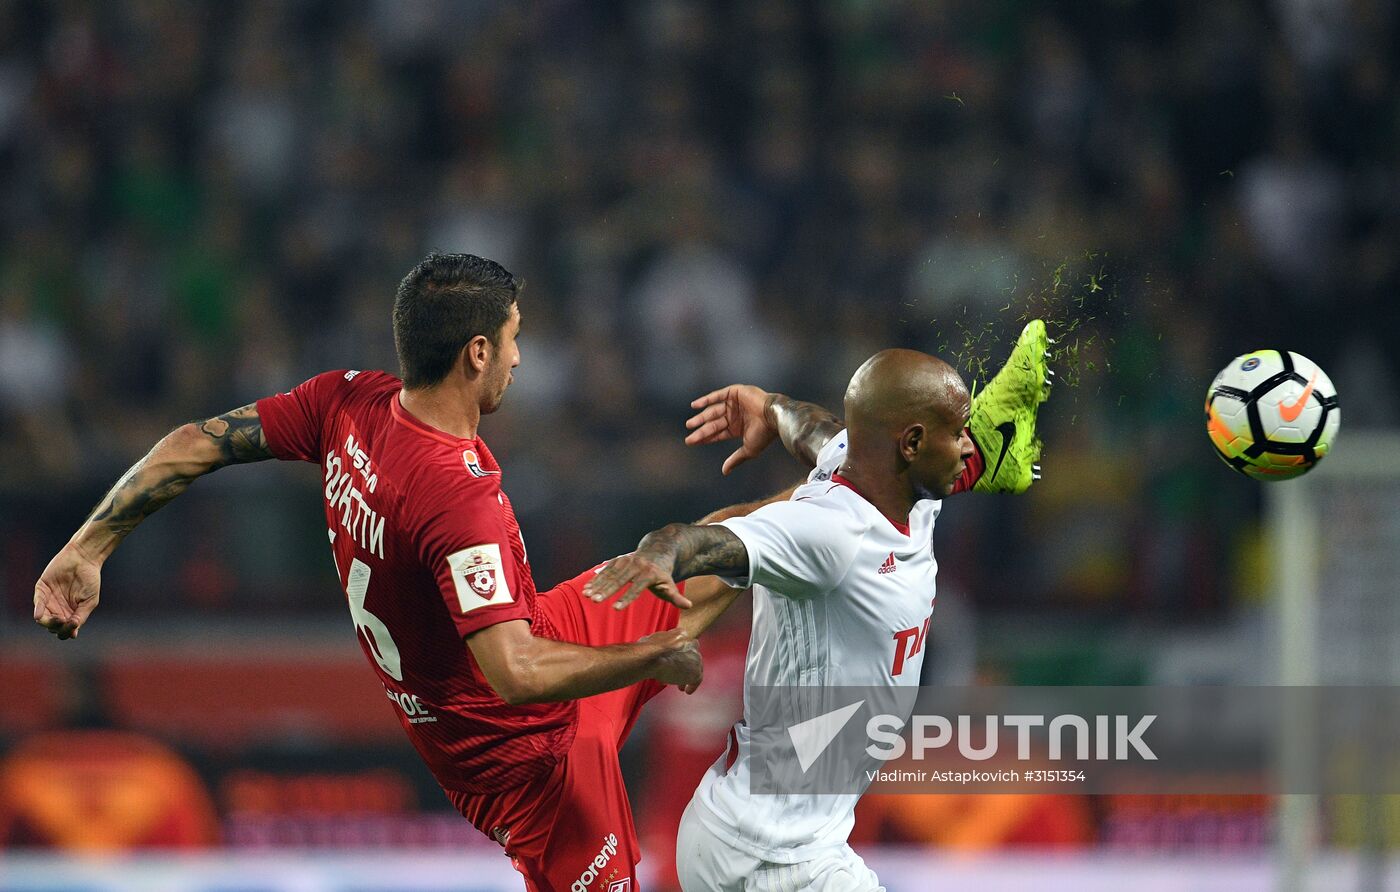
[462,449,499,477]
[469,567,496,598]
[446,544,513,613]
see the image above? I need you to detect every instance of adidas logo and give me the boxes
[878,552,896,575]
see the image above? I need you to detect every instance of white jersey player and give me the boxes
[689,426,941,888]
[587,348,985,891]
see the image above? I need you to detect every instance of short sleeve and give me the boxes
[716,498,864,599]
[414,478,532,638]
[256,370,354,462]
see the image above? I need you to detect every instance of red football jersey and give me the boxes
[257,370,577,794]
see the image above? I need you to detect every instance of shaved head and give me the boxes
[845,349,969,433]
[840,349,974,500]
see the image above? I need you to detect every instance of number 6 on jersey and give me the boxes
[345,557,404,681]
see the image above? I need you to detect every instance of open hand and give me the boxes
[34,545,102,640]
[685,384,778,475]
[584,551,693,611]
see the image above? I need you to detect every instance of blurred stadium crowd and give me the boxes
[2,0,1399,625]
[1,0,1398,868]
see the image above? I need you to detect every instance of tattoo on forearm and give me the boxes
[640,524,750,580]
[200,404,271,468]
[770,395,843,467]
[88,448,200,537]
[86,404,271,543]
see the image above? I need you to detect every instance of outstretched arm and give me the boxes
[674,483,800,637]
[583,522,749,612]
[468,621,702,704]
[33,404,273,639]
[685,385,842,474]
[767,393,844,469]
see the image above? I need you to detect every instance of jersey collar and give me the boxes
[830,473,911,537]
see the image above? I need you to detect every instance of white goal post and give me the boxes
[1269,429,1400,892]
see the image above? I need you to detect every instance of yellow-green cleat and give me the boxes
[969,319,1052,494]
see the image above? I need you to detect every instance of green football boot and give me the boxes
[969,319,1052,494]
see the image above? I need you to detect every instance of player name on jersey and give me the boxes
[257,369,576,798]
[323,432,387,559]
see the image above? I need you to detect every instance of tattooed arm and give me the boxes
[766,393,844,468]
[33,404,273,639]
[582,523,750,612]
[685,384,842,474]
[673,483,802,637]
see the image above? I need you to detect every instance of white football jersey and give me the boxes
[692,430,940,863]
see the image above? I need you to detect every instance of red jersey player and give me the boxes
[33,253,748,891]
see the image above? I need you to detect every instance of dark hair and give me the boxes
[392,253,521,388]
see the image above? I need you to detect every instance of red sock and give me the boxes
[951,428,985,494]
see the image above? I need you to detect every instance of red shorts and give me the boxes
[447,566,682,892]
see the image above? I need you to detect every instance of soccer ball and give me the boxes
[1205,350,1340,481]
